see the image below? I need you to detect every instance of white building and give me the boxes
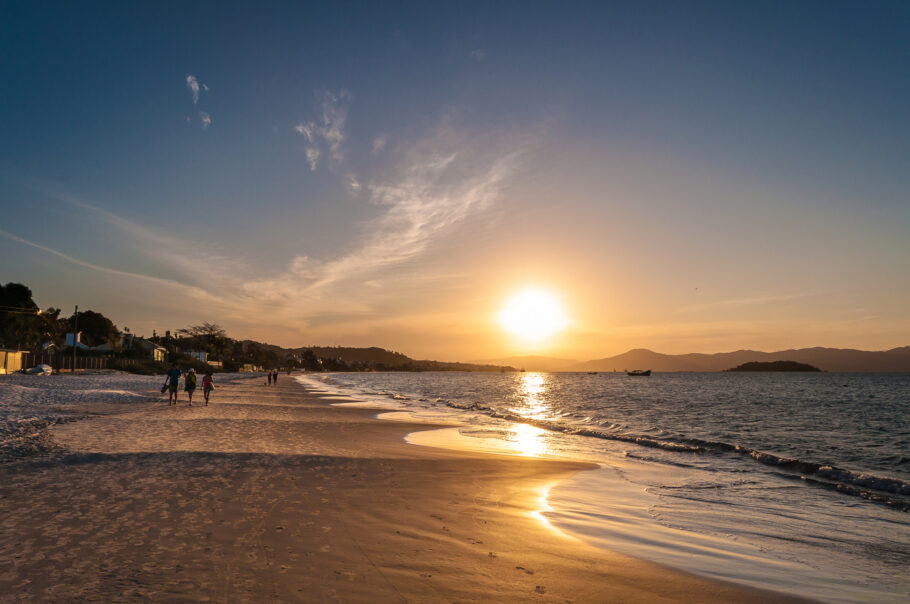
[184,350,208,363]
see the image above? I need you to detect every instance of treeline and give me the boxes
[1,282,513,374]
[0,283,117,350]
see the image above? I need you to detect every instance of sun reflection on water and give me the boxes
[509,423,549,456]
[512,372,553,421]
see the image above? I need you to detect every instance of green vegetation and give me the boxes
[0,283,66,350]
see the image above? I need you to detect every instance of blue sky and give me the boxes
[1,1,908,359]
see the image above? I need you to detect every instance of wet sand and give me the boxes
[0,375,814,602]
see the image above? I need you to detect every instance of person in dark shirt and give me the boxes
[165,363,181,406]
[184,367,197,406]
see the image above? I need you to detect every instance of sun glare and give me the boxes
[498,288,568,344]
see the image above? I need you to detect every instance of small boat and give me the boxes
[627,369,651,376]
[586,371,597,375]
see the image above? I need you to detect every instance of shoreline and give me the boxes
[0,373,813,602]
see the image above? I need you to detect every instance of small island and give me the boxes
[725,360,821,372]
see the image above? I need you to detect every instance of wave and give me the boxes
[318,375,910,512]
[443,399,910,510]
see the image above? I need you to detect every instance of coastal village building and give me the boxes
[127,335,167,362]
[0,350,27,374]
[183,350,208,363]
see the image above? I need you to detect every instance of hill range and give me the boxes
[477,346,910,373]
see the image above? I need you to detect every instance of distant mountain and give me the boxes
[572,349,708,372]
[472,355,580,372]
[239,340,910,373]
[571,346,910,373]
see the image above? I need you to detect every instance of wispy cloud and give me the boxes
[0,227,216,302]
[199,111,212,129]
[270,148,518,294]
[372,135,387,153]
[293,89,351,170]
[676,291,827,313]
[8,109,529,339]
[468,49,486,61]
[304,147,320,171]
[345,173,362,193]
[186,74,201,104]
[17,184,240,296]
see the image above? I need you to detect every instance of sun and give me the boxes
[497,288,568,344]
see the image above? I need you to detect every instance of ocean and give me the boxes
[299,371,910,603]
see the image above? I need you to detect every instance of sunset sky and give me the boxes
[1,1,908,361]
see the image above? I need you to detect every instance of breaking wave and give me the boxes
[444,399,910,510]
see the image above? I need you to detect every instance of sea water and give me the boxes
[298,371,910,603]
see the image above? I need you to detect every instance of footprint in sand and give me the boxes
[515,566,535,575]
[535,585,546,594]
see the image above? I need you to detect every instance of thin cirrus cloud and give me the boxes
[675,292,827,314]
[0,227,218,305]
[9,179,241,297]
[199,112,212,129]
[244,142,521,313]
[3,96,525,335]
[294,90,351,171]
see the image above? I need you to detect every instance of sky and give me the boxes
[1,1,908,362]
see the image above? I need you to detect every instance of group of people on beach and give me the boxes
[266,369,279,386]
[163,363,214,406]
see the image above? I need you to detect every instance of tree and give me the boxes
[0,282,43,350]
[176,322,229,359]
[69,310,118,348]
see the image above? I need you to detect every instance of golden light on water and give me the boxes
[507,373,552,456]
[514,373,549,420]
[509,423,548,456]
[497,288,568,345]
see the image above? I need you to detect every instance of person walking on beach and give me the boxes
[165,363,181,406]
[267,371,272,386]
[202,371,215,406]
[273,370,278,385]
[184,368,197,405]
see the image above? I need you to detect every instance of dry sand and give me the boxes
[0,375,815,602]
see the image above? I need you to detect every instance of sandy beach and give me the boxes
[0,374,814,602]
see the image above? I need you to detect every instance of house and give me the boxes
[132,337,167,362]
[184,350,208,363]
[0,350,28,374]
[65,332,91,350]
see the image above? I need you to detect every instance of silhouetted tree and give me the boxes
[0,283,61,350]
[69,310,118,348]
[176,322,230,359]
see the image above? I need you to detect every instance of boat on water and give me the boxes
[627,369,651,376]
[586,371,597,375]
